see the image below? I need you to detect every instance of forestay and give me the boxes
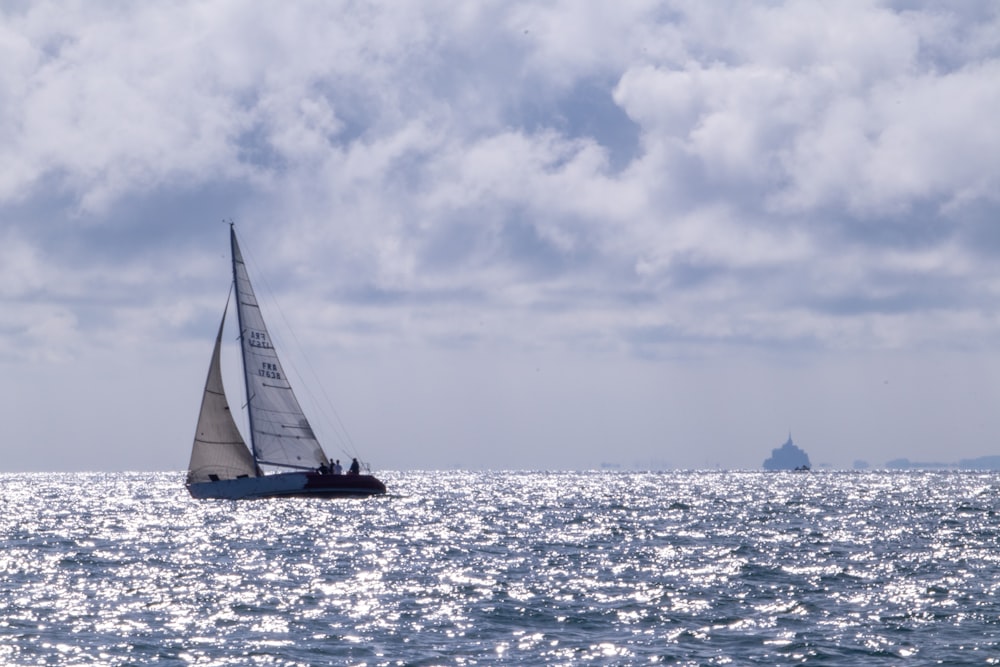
[231,229,329,471]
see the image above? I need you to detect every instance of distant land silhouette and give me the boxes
[762,434,811,470]
[885,456,1000,470]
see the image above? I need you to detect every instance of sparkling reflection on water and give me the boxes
[2,471,1000,665]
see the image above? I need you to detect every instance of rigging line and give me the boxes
[231,226,360,458]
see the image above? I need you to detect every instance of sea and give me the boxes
[2,471,999,666]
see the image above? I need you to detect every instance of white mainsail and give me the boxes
[187,306,258,484]
[230,228,329,471]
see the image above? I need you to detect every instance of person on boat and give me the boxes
[333,459,343,475]
[349,458,360,475]
[318,461,329,474]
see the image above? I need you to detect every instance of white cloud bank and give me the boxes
[1,1,1000,471]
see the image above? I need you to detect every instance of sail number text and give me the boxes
[247,331,273,349]
[258,362,282,379]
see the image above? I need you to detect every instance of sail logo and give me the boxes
[259,362,282,379]
[247,331,273,349]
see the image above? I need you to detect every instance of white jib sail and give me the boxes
[187,307,258,484]
[231,229,329,471]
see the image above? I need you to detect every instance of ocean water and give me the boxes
[2,471,999,666]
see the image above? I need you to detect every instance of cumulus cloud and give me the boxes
[2,1,998,351]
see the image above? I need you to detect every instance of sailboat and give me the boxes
[186,224,387,499]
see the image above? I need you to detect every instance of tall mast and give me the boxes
[230,223,260,465]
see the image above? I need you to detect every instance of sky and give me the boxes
[2,1,1000,472]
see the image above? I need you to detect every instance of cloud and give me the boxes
[3,1,998,347]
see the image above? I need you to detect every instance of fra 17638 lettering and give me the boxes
[259,362,281,379]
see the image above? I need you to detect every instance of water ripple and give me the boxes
[2,471,1000,664]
